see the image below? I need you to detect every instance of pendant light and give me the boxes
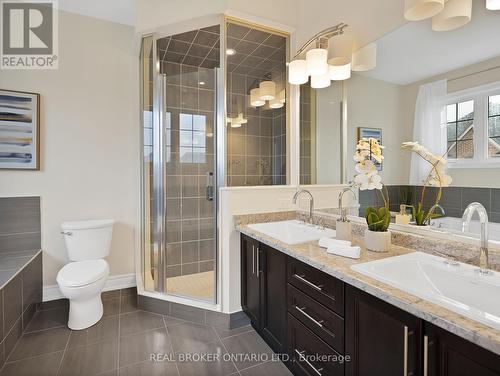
[311,72,331,88]
[259,81,276,101]
[250,88,265,107]
[487,0,500,10]
[432,0,472,31]
[352,43,377,72]
[404,0,444,21]
[269,98,284,109]
[306,48,328,75]
[288,60,308,85]
[329,63,351,81]
[327,33,353,66]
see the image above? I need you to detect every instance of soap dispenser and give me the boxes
[336,208,352,242]
[395,204,411,225]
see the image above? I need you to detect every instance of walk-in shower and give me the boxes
[140,18,289,306]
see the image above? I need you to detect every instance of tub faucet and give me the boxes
[293,189,314,224]
[462,202,491,275]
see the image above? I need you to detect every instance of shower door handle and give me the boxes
[206,172,214,201]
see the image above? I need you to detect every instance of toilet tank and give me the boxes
[61,219,114,261]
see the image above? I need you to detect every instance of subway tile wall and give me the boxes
[359,185,500,223]
[0,197,41,253]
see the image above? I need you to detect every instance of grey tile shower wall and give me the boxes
[227,72,286,186]
[0,197,41,252]
[299,84,313,185]
[359,185,500,223]
[0,252,42,367]
[161,61,216,277]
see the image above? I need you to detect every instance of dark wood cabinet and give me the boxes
[240,234,261,327]
[345,285,422,376]
[425,322,500,376]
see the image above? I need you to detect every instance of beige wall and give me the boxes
[402,56,500,188]
[346,74,411,185]
[0,11,139,286]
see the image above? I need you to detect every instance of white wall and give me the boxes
[0,11,139,286]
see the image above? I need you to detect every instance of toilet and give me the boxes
[56,219,114,330]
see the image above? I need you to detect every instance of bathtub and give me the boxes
[430,217,500,243]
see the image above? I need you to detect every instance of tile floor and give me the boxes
[0,288,292,376]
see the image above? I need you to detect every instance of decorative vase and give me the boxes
[336,220,352,242]
[364,229,391,253]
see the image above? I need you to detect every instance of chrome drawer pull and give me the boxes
[423,335,429,376]
[403,325,408,376]
[295,306,324,328]
[252,245,255,275]
[256,247,260,278]
[293,274,323,291]
[295,349,323,376]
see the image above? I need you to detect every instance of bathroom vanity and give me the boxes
[238,221,500,376]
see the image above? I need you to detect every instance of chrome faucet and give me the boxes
[293,189,314,224]
[426,204,445,225]
[462,202,491,274]
[338,188,357,222]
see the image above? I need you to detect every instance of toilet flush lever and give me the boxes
[60,231,73,236]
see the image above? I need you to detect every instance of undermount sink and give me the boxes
[247,220,336,245]
[352,252,500,330]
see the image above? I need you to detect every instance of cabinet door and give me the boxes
[260,244,287,354]
[425,322,500,376]
[240,234,261,328]
[345,285,421,376]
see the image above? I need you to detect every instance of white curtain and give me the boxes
[409,80,447,185]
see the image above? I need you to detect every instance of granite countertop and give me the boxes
[0,249,41,289]
[235,212,500,356]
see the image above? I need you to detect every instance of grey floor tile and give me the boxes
[8,327,70,362]
[96,370,118,376]
[67,316,119,349]
[214,325,254,339]
[175,340,236,376]
[222,331,274,371]
[118,359,179,376]
[119,311,164,337]
[239,360,292,376]
[163,315,185,327]
[0,351,64,376]
[103,298,120,317]
[120,287,137,297]
[58,339,118,376]
[37,299,69,311]
[24,307,68,333]
[120,294,138,314]
[119,328,173,367]
[170,302,205,324]
[102,290,121,301]
[167,321,219,353]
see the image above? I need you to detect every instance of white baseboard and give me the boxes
[43,273,136,302]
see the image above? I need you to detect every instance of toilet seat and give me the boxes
[57,259,108,287]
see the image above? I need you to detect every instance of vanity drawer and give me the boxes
[288,313,344,376]
[287,257,344,316]
[287,284,344,353]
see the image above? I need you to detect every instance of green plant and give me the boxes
[411,203,444,226]
[365,206,391,232]
[400,186,413,206]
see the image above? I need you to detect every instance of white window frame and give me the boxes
[444,80,500,169]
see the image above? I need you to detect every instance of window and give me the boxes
[443,82,500,168]
[179,113,206,164]
[446,100,474,159]
[488,94,500,158]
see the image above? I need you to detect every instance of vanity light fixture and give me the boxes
[487,0,500,10]
[259,81,276,101]
[250,88,265,107]
[287,23,377,87]
[199,81,206,86]
[229,113,248,128]
[404,0,444,21]
[278,89,286,103]
[269,98,284,109]
[226,48,236,55]
[432,0,472,31]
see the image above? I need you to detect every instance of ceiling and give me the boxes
[361,1,500,85]
[157,25,220,69]
[59,0,136,25]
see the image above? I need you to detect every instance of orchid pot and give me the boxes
[364,228,391,253]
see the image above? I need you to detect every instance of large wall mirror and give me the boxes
[300,1,500,239]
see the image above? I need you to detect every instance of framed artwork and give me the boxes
[357,127,382,171]
[0,89,40,170]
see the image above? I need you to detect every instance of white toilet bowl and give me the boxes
[57,259,109,330]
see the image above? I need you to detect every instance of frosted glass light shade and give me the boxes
[328,34,353,66]
[230,121,242,128]
[352,43,377,72]
[288,59,308,85]
[250,88,265,107]
[432,0,472,31]
[404,0,444,21]
[259,81,276,100]
[311,72,331,89]
[278,89,286,103]
[269,98,284,109]
[306,48,328,76]
[329,63,351,80]
[487,0,500,10]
